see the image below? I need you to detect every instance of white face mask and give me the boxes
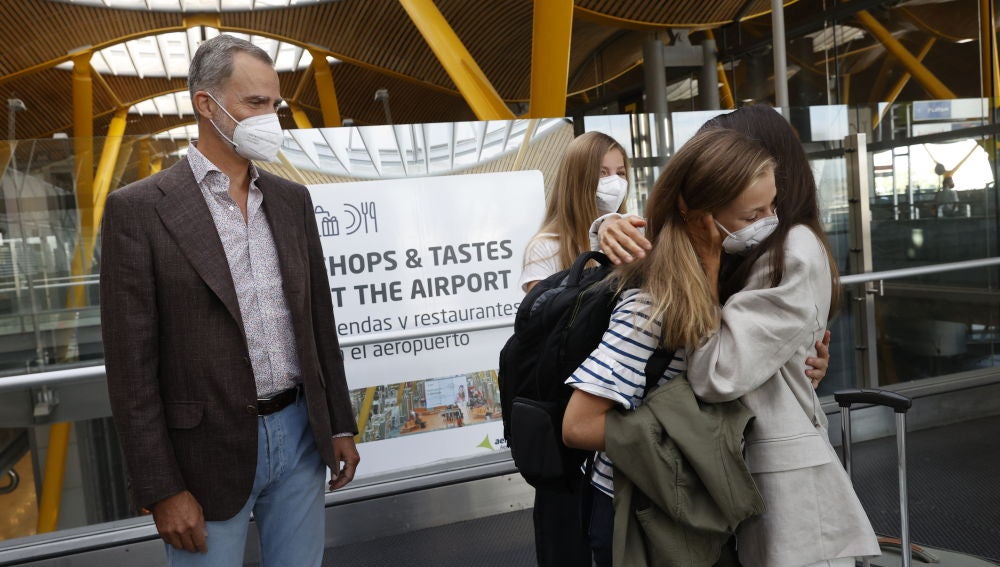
[206,93,284,162]
[596,175,628,214]
[715,214,779,255]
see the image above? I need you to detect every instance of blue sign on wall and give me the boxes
[913,100,952,121]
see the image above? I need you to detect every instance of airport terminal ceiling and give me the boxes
[0,0,992,142]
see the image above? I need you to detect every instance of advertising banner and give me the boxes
[308,171,545,478]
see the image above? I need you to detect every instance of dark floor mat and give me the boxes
[849,414,1000,562]
[324,508,536,567]
[322,416,1000,566]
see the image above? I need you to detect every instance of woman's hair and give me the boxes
[700,104,841,314]
[532,131,630,271]
[613,128,774,350]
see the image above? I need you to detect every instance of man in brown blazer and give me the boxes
[100,35,359,566]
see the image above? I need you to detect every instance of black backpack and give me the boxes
[498,250,674,491]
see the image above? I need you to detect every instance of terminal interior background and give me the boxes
[1,0,999,564]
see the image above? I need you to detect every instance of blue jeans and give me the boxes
[165,396,325,567]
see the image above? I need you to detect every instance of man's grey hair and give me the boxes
[188,34,274,97]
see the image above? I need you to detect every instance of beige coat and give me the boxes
[687,225,880,567]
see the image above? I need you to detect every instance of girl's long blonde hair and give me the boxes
[532,131,629,271]
[613,128,774,350]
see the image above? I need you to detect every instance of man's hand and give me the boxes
[598,216,650,264]
[805,330,832,389]
[328,436,360,491]
[151,490,207,553]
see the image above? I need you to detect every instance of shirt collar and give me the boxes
[188,142,260,194]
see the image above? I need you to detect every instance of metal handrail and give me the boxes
[0,277,100,295]
[0,365,105,393]
[839,256,1000,285]
[2,255,998,392]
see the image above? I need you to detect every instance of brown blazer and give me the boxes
[100,158,357,521]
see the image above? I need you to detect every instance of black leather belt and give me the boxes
[256,385,300,416]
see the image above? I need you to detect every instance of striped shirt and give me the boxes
[565,288,686,497]
[188,144,301,398]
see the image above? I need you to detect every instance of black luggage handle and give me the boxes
[838,387,914,567]
[834,388,912,413]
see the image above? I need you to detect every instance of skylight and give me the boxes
[55,28,328,78]
[52,0,333,12]
[808,25,866,53]
[131,91,194,117]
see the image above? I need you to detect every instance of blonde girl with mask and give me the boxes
[517,130,630,567]
[519,131,630,294]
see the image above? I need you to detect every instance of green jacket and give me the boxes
[605,374,765,567]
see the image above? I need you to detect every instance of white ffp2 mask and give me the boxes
[715,214,779,255]
[596,175,628,214]
[206,93,284,162]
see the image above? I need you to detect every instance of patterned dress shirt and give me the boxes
[188,144,300,398]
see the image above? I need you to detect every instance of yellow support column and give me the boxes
[72,51,95,218]
[705,30,734,109]
[36,423,71,533]
[183,13,221,29]
[981,0,1000,108]
[528,0,573,118]
[137,138,152,179]
[69,50,95,310]
[151,156,163,174]
[856,10,956,99]
[354,387,377,442]
[717,64,735,109]
[309,50,342,127]
[398,0,515,120]
[111,139,135,194]
[288,102,315,129]
[874,38,936,128]
[0,142,11,178]
[92,107,128,228]
[41,49,97,532]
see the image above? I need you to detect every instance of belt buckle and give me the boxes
[258,391,281,404]
[256,385,298,416]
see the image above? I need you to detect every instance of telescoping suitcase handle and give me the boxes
[834,388,912,413]
[835,388,914,567]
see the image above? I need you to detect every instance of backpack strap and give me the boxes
[565,250,612,286]
[643,347,676,396]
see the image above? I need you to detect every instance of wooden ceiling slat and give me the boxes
[576,0,777,26]
[0,0,983,140]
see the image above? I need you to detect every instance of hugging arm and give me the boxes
[686,236,827,402]
[590,213,650,264]
[598,215,832,385]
